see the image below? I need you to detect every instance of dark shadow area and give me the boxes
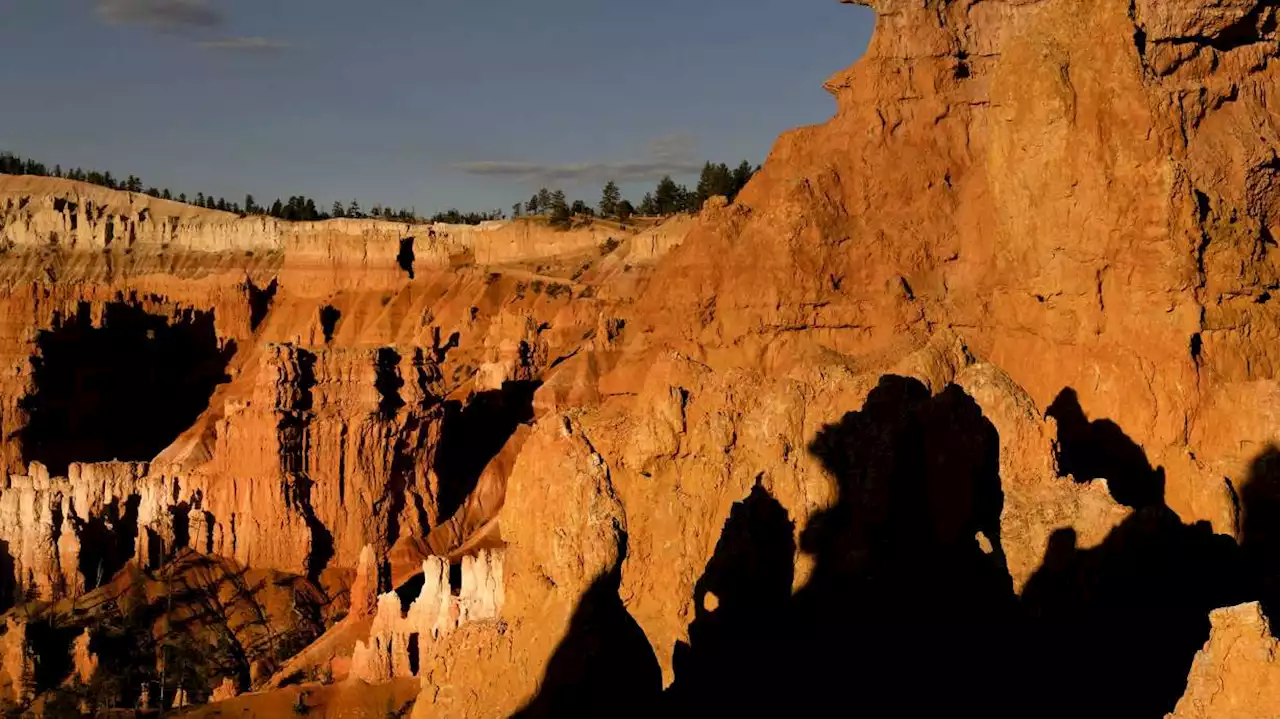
[246,277,278,331]
[433,380,540,522]
[1024,390,1248,716]
[273,348,332,581]
[449,562,462,596]
[295,476,335,582]
[1239,446,1280,623]
[397,237,416,279]
[1020,507,1246,716]
[513,564,662,719]
[1047,388,1165,507]
[407,633,420,676]
[662,377,1256,718]
[26,618,77,693]
[0,539,13,613]
[170,502,191,551]
[75,494,141,591]
[666,481,795,716]
[19,302,234,476]
[375,348,406,418]
[319,305,341,344]
[396,573,426,613]
[768,377,1015,716]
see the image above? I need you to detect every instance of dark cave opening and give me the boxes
[434,380,540,522]
[18,302,234,477]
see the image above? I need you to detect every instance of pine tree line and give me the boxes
[0,152,432,223]
[513,160,760,227]
[1,151,759,227]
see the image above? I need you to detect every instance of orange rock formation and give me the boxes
[5,0,1280,716]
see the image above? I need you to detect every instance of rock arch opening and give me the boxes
[19,302,234,476]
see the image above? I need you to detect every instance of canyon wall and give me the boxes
[405,0,1280,717]
[7,0,1280,715]
[0,174,663,611]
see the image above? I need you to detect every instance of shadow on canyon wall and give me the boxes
[0,539,12,613]
[523,375,1276,718]
[434,380,540,523]
[513,560,662,719]
[1241,446,1280,627]
[18,302,234,476]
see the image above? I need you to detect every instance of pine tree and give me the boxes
[549,190,571,228]
[695,162,736,208]
[730,160,756,201]
[653,176,684,215]
[639,192,657,216]
[525,195,539,215]
[348,199,362,218]
[617,199,634,222]
[536,188,553,215]
[599,180,621,218]
[244,194,257,214]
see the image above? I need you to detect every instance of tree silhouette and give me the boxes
[617,200,634,222]
[549,191,571,228]
[600,180,622,218]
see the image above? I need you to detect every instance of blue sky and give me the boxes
[0,0,874,214]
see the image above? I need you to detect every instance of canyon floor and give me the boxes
[7,0,1280,717]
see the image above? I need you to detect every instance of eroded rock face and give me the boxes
[1170,602,1280,719]
[6,0,1280,715]
[0,172,661,604]
[0,616,33,705]
[413,0,1280,716]
[0,163,689,713]
[350,551,504,684]
[630,0,1280,531]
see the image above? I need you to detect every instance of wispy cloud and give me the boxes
[95,0,223,32]
[455,133,704,186]
[197,36,291,52]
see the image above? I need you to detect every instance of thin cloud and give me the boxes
[455,133,704,186]
[197,36,291,52]
[95,0,223,31]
